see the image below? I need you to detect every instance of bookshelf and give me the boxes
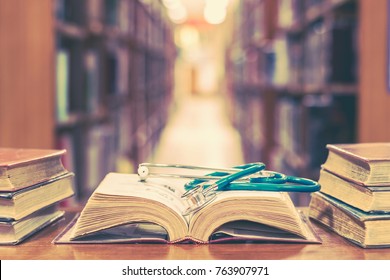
[0,0,55,149]
[226,0,359,205]
[226,0,277,166]
[359,0,390,142]
[54,0,175,200]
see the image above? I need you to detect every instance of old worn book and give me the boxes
[322,143,390,186]
[309,192,390,248]
[318,169,390,212]
[0,172,74,220]
[0,205,64,245]
[55,173,321,244]
[0,148,70,191]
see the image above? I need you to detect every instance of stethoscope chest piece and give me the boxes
[182,183,217,217]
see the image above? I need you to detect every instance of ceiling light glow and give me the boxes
[203,0,230,25]
[166,1,188,24]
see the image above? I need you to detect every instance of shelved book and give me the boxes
[309,192,390,248]
[322,143,390,186]
[54,173,321,244]
[0,148,70,191]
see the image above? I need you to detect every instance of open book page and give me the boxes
[55,215,170,244]
[69,173,191,241]
[189,191,312,242]
[209,210,320,244]
[215,220,301,239]
[95,173,188,217]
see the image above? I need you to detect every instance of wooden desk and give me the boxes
[1,210,390,260]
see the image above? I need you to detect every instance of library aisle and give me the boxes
[150,94,244,168]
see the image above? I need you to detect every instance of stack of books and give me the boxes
[309,143,390,248]
[0,148,74,245]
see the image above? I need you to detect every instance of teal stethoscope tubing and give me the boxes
[183,163,320,193]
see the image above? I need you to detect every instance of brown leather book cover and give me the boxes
[0,148,66,167]
[323,143,390,186]
[0,148,69,191]
[326,143,390,163]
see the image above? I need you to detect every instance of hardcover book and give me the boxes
[309,192,390,248]
[54,173,321,244]
[0,172,74,220]
[0,205,64,245]
[318,168,390,213]
[0,148,70,191]
[322,143,390,186]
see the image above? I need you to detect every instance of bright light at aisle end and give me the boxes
[175,25,200,49]
[204,0,230,25]
[163,0,188,24]
[163,0,232,25]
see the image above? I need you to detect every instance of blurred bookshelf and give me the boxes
[226,0,358,205]
[54,0,175,200]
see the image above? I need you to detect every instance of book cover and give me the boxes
[323,143,390,186]
[0,148,69,191]
[309,192,390,248]
[0,172,74,220]
[318,168,390,212]
[327,142,390,162]
[0,206,64,245]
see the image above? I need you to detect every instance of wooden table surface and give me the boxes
[1,210,390,260]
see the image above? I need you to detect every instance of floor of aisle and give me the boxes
[150,94,245,168]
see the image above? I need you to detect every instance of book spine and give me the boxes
[169,236,208,244]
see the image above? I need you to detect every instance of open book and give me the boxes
[55,173,321,244]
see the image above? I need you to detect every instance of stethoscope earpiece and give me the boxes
[137,165,149,181]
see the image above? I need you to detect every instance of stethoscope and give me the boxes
[137,162,320,216]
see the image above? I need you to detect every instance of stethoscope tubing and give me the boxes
[139,162,240,173]
[217,176,320,192]
[138,162,320,193]
[183,169,320,193]
[138,162,321,216]
[138,162,266,181]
